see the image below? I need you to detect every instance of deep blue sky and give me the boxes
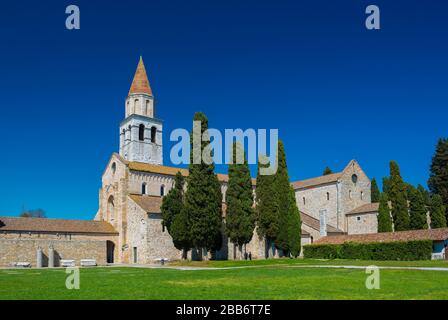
[0,0,446,219]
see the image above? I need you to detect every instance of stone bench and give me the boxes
[432,253,445,260]
[13,262,31,268]
[60,260,76,267]
[155,258,169,265]
[80,259,97,267]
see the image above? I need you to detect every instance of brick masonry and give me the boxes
[0,239,108,267]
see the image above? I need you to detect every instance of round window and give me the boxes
[351,174,358,184]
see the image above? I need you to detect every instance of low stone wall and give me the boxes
[0,239,107,267]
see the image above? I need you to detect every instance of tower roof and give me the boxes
[128,56,153,96]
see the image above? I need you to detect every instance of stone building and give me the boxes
[0,217,118,267]
[292,160,379,243]
[0,57,379,267]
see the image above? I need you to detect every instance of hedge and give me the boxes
[303,240,433,260]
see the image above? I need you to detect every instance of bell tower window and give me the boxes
[151,127,157,143]
[139,124,145,141]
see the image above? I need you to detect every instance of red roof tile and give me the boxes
[0,216,118,235]
[314,228,448,245]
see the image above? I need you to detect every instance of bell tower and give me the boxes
[119,57,163,165]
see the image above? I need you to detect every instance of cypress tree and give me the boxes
[382,176,391,194]
[272,140,301,257]
[170,209,192,259]
[371,178,380,203]
[417,184,432,208]
[183,112,222,259]
[161,172,184,232]
[225,142,256,259]
[408,187,428,230]
[387,161,410,231]
[323,167,333,175]
[256,155,279,256]
[286,187,302,257]
[430,194,447,229]
[428,138,448,208]
[161,172,191,259]
[377,193,393,232]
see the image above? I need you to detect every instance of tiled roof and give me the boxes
[347,203,379,215]
[128,162,256,185]
[314,228,448,245]
[128,56,153,96]
[129,162,188,176]
[0,217,118,234]
[291,172,342,190]
[300,211,344,234]
[129,194,163,214]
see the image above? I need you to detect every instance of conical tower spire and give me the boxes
[128,56,153,96]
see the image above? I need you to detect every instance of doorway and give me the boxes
[106,241,115,264]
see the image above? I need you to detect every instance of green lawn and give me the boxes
[1,259,448,300]
[170,257,448,268]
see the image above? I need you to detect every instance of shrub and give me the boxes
[303,240,433,261]
[302,244,340,259]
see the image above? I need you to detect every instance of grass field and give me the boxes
[1,259,448,300]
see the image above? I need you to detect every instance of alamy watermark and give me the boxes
[65,267,80,290]
[365,266,380,290]
[170,122,279,175]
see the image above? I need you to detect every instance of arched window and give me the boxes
[151,127,157,143]
[111,162,116,175]
[326,192,330,201]
[139,124,145,141]
[145,100,150,115]
[360,191,364,200]
[107,196,115,222]
[134,99,139,114]
[303,197,306,205]
[160,185,165,196]
[142,183,146,195]
[349,190,352,199]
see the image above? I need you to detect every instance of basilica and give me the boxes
[0,58,379,267]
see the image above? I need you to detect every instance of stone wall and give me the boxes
[295,183,339,227]
[338,161,371,231]
[0,239,107,267]
[346,212,378,235]
[146,214,182,262]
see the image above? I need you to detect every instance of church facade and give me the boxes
[93,57,378,264]
[0,58,378,267]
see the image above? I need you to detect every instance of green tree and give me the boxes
[323,167,333,175]
[428,138,448,208]
[408,187,428,230]
[160,172,191,259]
[161,172,184,232]
[430,194,447,229]
[286,187,302,257]
[183,112,222,260]
[271,141,301,257]
[377,193,393,232]
[417,184,431,208]
[382,177,391,194]
[371,178,380,203]
[387,161,410,231]
[225,142,256,259]
[256,156,279,256]
[170,209,192,259]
